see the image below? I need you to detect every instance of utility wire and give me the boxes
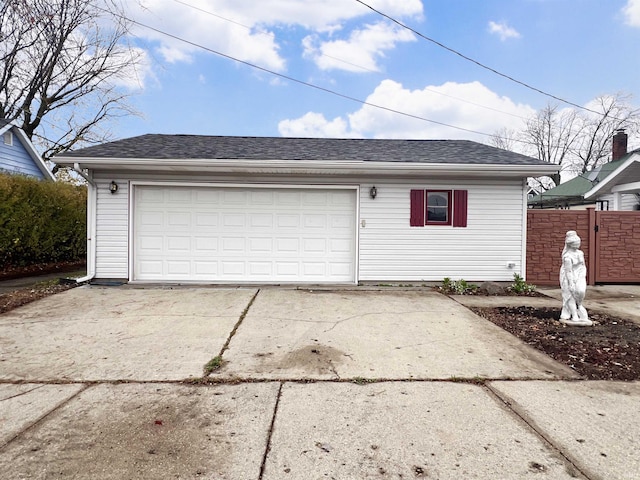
[121,16,494,139]
[353,0,609,119]
[167,0,529,120]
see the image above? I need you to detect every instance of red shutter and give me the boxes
[410,189,425,227]
[453,190,468,227]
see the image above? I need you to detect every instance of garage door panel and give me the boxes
[223,214,245,227]
[276,238,299,253]
[303,215,327,228]
[133,186,356,282]
[194,237,217,252]
[195,213,218,228]
[277,215,300,228]
[303,263,326,276]
[249,214,273,228]
[222,237,245,252]
[249,238,273,253]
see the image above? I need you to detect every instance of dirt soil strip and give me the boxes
[471,306,640,381]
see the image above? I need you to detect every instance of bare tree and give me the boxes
[0,0,142,162]
[491,93,640,190]
[524,104,582,188]
[489,127,519,152]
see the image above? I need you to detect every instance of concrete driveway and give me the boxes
[1,285,639,479]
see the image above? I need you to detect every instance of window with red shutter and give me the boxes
[410,189,468,228]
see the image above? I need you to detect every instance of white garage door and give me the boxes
[133,185,357,283]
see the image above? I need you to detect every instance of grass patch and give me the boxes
[352,377,376,385]
[204,356,225,375]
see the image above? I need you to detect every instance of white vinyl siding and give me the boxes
[621,193,639,211]
[91,173,528,283]
[94,177,129,278]
[358,179,525,282]
[598,193,639,211]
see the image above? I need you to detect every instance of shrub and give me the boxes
[0,173,87,269]
[439,277,479,295]
[508,273,537,295]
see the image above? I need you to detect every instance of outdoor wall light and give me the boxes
[369,186,377,199]
[109,181,118,194]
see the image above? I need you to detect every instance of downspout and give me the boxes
[521,178,528,280]
[73,163,96,284]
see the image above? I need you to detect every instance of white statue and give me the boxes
[559,231,592,326]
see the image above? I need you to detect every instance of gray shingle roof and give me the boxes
[59,134,548,166]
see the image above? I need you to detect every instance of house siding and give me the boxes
[598,193,639,211]
[94,176,129,278]
[92,173,526,282]
[359,179,524,281]
[0,138,45,179]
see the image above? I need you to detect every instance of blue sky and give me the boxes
[112,0,640,146]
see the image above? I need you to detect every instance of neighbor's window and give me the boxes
[2,131,12,146]
[426,190,451,225]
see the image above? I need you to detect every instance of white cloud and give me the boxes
[303,22,415,72]
[488,21,521,41]
[278,80,536,141]
[127,1,423,71]
[623,0,640,26]
[278,112,357,137]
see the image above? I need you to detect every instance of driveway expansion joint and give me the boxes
[202,288,260,378]
[0,383,90,452]
[485,382,594,480]
[259,381,284,480]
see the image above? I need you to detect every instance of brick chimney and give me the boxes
[612,129,628,161]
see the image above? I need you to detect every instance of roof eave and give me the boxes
[13,127,56,181]
[54,157,559,178]
[584,154,640,199]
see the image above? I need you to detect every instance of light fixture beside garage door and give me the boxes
[369,186,377,199]
[109,181,118,194]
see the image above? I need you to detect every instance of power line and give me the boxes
[166,0,529,120]
[121,16,495,139]
[353,0,609,119]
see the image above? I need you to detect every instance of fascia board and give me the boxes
[0,119,19,135]
[611,180,640,194]
[13,127,56,181]
[584,154,640,199]
[55,156,559,178]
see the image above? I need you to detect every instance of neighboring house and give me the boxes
[528,130,640,211]
[54,135,557,285]
[0,119,55,181]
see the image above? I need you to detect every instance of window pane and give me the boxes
[427,206,448,222]
[427,192,448,206]
[426,191,449,223]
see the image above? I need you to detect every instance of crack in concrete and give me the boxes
[253,309,428,334]
[258,381,283,480]
[202,289,260,378]
[0,383,90,452]
[484,383,595,480]
[0,384,47,402]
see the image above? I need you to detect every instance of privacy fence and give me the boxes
[527,209,640,286]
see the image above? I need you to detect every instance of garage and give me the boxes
[132,184,358,283]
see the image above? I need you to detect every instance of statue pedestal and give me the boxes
[559,318,593,327]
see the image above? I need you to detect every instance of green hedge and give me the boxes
[0,173,87,269]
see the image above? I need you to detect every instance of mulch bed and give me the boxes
[0,283,78,314]
[471,306,640,381]
[0,260,86,281]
